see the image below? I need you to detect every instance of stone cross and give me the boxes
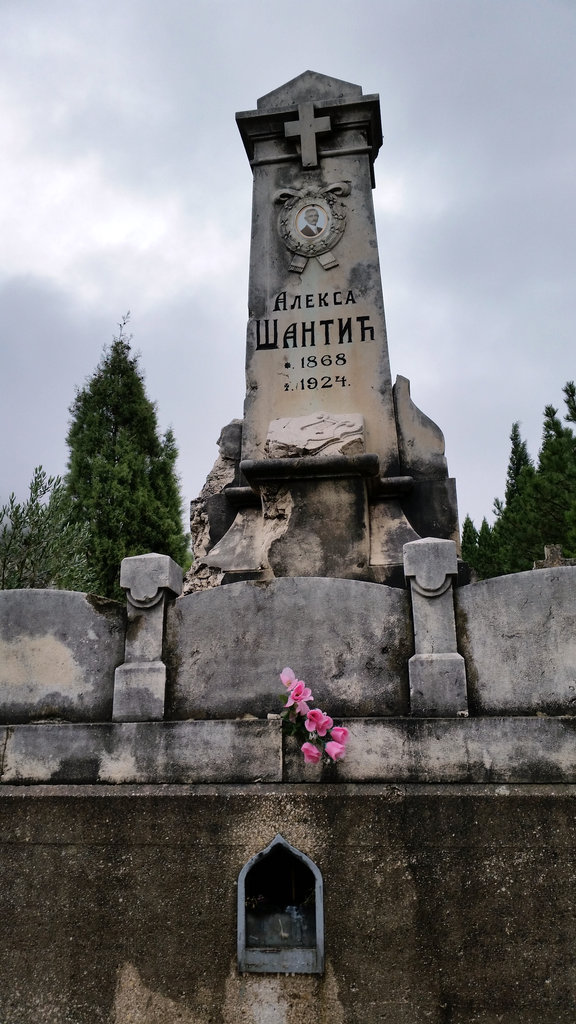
[284,102,331,167]
[534,545,576,569]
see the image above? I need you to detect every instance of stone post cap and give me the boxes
[120,553,183,606]
[403,538,458,596]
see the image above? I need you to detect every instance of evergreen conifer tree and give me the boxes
[464,383,576,579]
[1,467,96,591]
[474,518,499,579]
[528,399,576,558]
[563,382,576,553]
[490,422,536,575]
[460,514,479,571]
[503,422,533,505]
[66,318,189,599]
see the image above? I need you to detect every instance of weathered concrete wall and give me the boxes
[0,590,125,722]
[3,569,576,724]
[164,577,413,719]
[456,567,576,715]
[1,784,575,1024]
[1,567,576,1024]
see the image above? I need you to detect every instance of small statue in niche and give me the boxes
[238,833,324,974]
[245,845,316,949]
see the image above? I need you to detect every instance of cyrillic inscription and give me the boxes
[273,290,357,311]
[255,316,374,351]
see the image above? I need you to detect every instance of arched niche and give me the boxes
[237,834,324,974]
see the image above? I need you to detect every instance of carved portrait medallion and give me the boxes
[275,182,351,271]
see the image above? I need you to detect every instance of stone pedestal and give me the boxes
[249,454,375,580]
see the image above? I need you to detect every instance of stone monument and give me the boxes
[188,71,459,589]
[2,71,576,1024]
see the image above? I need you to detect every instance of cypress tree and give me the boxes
[563,382,576,552]
[474,518,500,579]
[503,422,533,505]
[490,422,536,575]
[529,399,576,558]
[66,318,189,599]
[564,380,576,425]
[460,514,479,571]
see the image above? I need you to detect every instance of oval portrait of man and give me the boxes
[296,204,327,238]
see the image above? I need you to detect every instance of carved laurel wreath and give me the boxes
[274,182,351,271]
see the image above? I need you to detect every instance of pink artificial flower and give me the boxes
[280,667,297,691]
[301,742,322,764]
[329,726,349,746]
[285,680,313,712]
[295,700,311,715]
[325,740,346,761]
[305,708,334,737]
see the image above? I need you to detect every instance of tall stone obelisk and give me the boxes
[191,72,459,588]
[236,71,398,472]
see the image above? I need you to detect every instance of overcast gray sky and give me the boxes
[1,0,575,532]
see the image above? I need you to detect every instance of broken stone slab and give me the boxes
[203,506,266,574]
[188,419,243,564]
[369,500,420,577]
[265,412,365,458]
[393,375,448,480]
[204,454,382,581]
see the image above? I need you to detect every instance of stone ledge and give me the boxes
[241,452,380,482]
[2,718,576,786]
[3,781,576,801]
[284,716,576,784]
[0,720,282,786]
